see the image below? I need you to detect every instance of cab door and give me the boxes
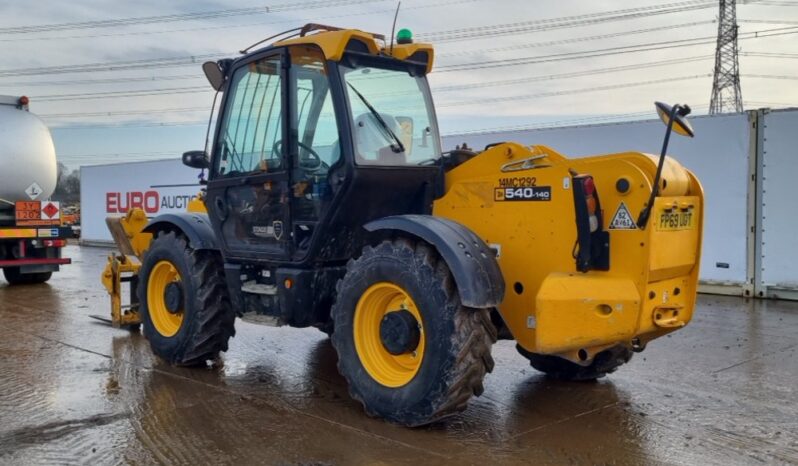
[286,45,345,260]
[205,50,291,261]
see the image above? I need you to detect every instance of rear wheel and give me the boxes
[138,231,235,366]
[517,344,632,381]
[2,267,52,285]
[331,239,496,426]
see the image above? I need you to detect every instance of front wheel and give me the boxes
[331,239,497,426]
[517,344,633,381]
[138,231,235,366]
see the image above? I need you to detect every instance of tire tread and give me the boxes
[139,231,235,366]
[332,239,496,426]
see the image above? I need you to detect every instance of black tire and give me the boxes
[331,239,497,426]
[138,231,235,366]
[517,344,633,381]
[2,267,52,285]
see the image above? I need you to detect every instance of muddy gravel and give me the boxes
[1,245,797,465]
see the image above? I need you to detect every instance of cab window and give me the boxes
[216,56,283,176]
[291,46,341,173]
[341,63,441,166]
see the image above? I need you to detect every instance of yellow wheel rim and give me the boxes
[147,260,184,337]
[353,282,425,388]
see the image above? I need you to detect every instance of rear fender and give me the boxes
[364,215,504,308]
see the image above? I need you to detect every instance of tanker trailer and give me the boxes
[0,95,71,284]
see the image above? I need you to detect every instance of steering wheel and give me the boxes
[272,140,328,173]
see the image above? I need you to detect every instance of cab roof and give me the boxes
[273,24,435,74]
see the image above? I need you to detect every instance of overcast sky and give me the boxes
[0,0,795,169]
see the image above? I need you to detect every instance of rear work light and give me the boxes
[43,239,66,248]
[571,173,609,272]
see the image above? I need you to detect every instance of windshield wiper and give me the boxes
[347,82,405,154]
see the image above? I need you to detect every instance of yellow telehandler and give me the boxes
[101,24,703,426]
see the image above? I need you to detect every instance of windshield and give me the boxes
[341,63,441,166]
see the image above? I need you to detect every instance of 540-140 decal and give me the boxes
[494,186,552,201]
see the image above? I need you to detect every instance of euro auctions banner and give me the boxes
[80,159,203,243]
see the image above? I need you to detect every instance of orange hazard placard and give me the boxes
[15,201,60,226]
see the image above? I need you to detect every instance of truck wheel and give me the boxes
[2,267,52,285]
[138,231,235,366]
[331,239,496,426]
[516,344,632,381]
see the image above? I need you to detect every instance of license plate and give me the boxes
[656,210,695,231]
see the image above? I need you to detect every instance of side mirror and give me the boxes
[655,102,694,138]
[202,61,225,91]
[183,150,209,169]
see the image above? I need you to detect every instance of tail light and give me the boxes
[572,174,609,272]
[43,239,66,248]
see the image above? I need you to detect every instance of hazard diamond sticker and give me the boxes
[41,201,60,220]
[609,201,637,230]
[25,182,43,200]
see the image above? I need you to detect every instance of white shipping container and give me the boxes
[80,159,204,243]
[760,109,798,294]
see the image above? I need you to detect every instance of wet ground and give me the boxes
[1,244,797,465]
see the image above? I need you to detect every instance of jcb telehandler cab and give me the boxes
[101,24,704,426]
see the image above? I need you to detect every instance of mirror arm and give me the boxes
[637,103,680,229]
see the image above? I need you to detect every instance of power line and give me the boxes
[50,120,208,130]
[0,74,200,87]
[0,53,227,78]
[744,100,798,107]
[0,0,476,43]
[433,55,712,92]
[36,57,712,111]
[41,106,208,119]
[743,73,798,80]
[0,1,726,78]
[437,75,711,108]
[419,1,720,42]
[33,86,212,102]
[436,26,798,72]
[746,1,798,5]
[43,75,711,124]
[0,0,388,35]
[59,150,180,160]
[440,21,716,57]
[32,25,795,112]
[1,23,714,87]
[742,51,798,58]
[17,45,713,98]
[4,5,786,79]
[740,18,798,25]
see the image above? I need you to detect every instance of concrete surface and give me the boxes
[1,244,797,465]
